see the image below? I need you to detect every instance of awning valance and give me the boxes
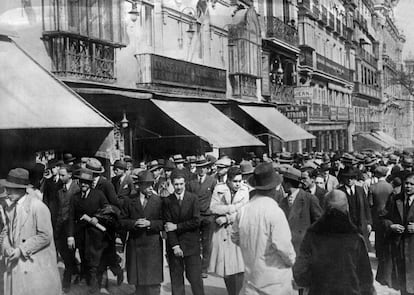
[151,100,264,148]
[0,38,113,130]
[238,105,315,142]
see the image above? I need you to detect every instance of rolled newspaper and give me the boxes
[80,214,106,232]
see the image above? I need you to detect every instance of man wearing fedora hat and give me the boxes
[232,163,296,294]
[120,170,164,295]
[67,168,110,294]
[215,157,232,183]
[111,159,134,203]
[187,156,216,278]
[337,166,373,249]
[86,158,123,288]
[1,168,61,295]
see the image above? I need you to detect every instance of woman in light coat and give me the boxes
[209,166,249,295]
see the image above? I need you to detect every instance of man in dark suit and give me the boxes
[111,159,134,206]
[56,164,80,292]
[43,159,64,233]
[338,166,373,249]
[163,170,204,295]
[120,170,164,295]
[300,169,328,208]
[86,158,123,287]
[279,165,323,255]
[187,156,217,278]
[67,168,109,294]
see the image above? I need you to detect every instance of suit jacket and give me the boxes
[279,189,323,253]
[324,174,339,191]
[2,193,61,295]
[112,174,134,198]
[95,176,119,207]
[187,175,217,214]
[43,177,63,228]
[369,179,393,226]
[338,185,372,246]
[56,180,80,239]
[120,193,164,285]
[163,191,200,257]
[312,185,328,208]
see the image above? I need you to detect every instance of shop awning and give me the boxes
[372,131,402,148]
[0,37,113,130]
[151,100,264,148]
[359,133,391,149]
[238,105,315,142]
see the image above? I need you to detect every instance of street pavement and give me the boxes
[63,234,400,295]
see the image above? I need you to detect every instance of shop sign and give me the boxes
[294,86,313,101]
[278,105,308,124]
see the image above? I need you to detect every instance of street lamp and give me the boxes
[120,111,129,129]
[178,7,197,48]
[126,0,141,22]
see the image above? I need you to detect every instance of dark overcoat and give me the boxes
[120,193,164,285]
[279,189,323,254]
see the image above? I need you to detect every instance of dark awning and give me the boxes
[151,100,264,148]
[238,105,315,142]
[0,37,113,130]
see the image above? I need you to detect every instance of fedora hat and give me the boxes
[206,154,217,164]
[148,160,161,172]
[63,153,76,163]
[113,160,127,170]
[278,152,293,164]
[74,168,94,183]
[216,157,232,168]
[47,159,64,169]
[248,162,282,190]
[86,158,105,174]
[341,153,357,165]
[0,168,32,189]
[133,170,155,183]
[340,166,359,178]
[278,165,302,182]
[240,160,254,175]
[164,160,176,171]
[173,154,185,164]
[195,155,211,167]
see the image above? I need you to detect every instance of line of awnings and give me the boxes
[238,105,315,142]
[151,100,264,148]
[0,37,113,130]
[359,133,391,149]
[372,131,402,148]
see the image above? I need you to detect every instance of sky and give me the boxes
[394,0,414,59]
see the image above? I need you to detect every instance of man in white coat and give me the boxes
[232,163,296,295]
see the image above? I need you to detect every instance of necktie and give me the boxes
[178,196,182,206]
[199,177,203,185]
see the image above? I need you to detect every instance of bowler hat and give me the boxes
[164,160,176,171]
[279,165,302,182]
[340,166,359,178]
[173,154,185,164]
[86,158,105,174]
[74,168,94,183]
[63,153,76,163]
[0,168,32,189]
[113,160,127,170]
[216,157,232,168]
[240,160,254,175]
[148,160,161,172]
[248,162,282,190]
[133,170,155,183]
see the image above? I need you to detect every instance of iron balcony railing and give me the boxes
[265,16,299,47]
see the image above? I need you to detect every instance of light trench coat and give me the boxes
[208,183,249,277]
[2,192,61,295]
[232,195,296,295]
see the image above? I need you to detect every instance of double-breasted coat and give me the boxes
[382,192,414,293]
[279,189,323,254]
[2,192,61,295]
[120,192,164,286]
[208,183,249,277]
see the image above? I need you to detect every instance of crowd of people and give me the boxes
[0,149,414,295]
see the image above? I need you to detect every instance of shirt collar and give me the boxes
[66,179,73,190]
[175,191,185,200]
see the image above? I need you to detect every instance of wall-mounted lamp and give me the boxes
[126,0,141,22]
[178,7,197,48]
[120,111,129,129]
[270,57,284,85]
